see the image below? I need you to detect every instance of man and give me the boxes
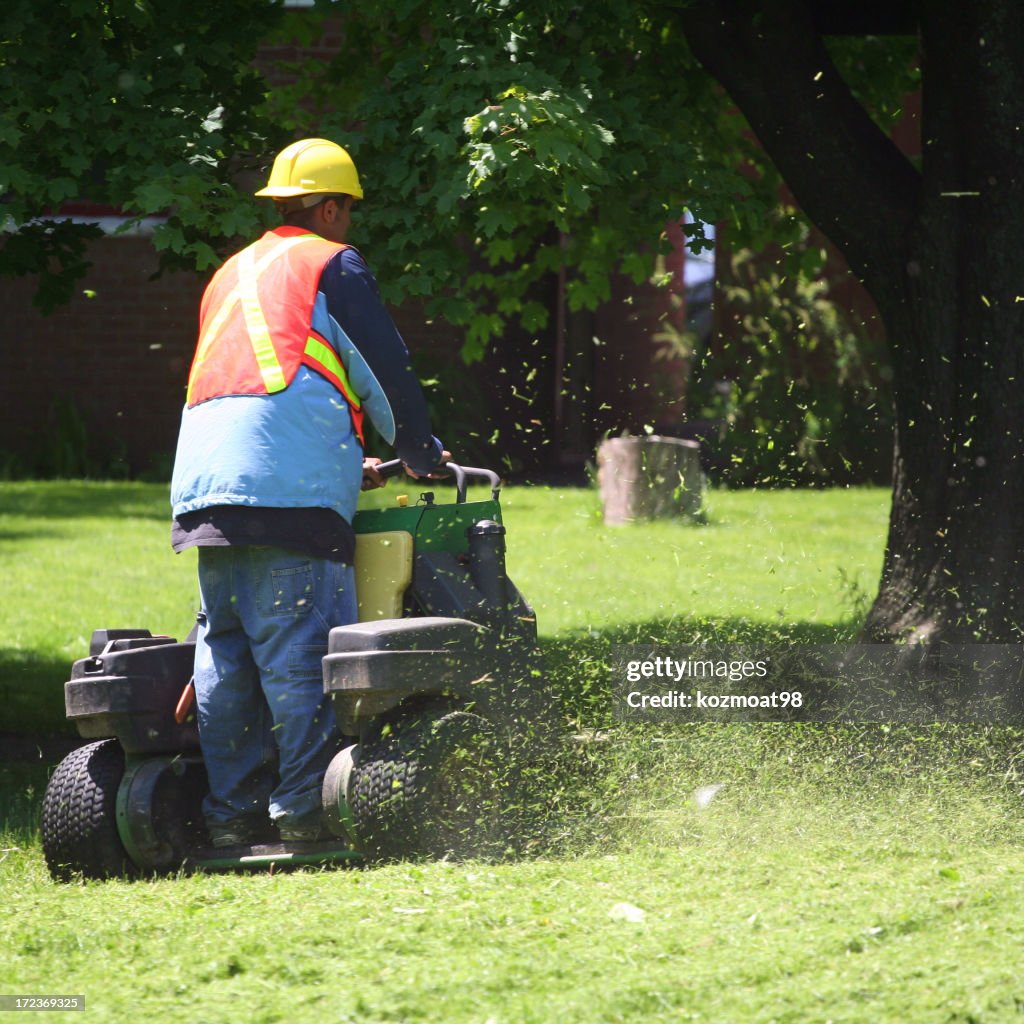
[170,138,446,848]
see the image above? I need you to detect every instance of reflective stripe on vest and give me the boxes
[303,331,366,443]
[237,243,288,394]
[186,227,364,442]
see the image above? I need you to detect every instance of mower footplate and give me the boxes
[187,840,362,872]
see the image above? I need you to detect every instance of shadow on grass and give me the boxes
[0,648,76,738]
[0,526,67,543]
[0,759,53,836]
[0,482,170,522]
[1,615,856,739]
[0,652,76,835]
[539,615,859,727]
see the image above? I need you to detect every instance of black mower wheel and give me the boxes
[41,739,137,882]
[349,706,504,862]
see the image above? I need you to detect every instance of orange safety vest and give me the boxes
[186,226,365,442]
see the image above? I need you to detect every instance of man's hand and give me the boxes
[361,457,385,491]
[404,449,452,480]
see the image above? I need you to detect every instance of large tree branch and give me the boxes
[679,0,921,299]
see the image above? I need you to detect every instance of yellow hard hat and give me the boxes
[254,138,363,201]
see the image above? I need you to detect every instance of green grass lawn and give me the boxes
[3,480,1024,1023]
[499,484,887,637]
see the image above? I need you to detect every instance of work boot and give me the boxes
[277,813,330,844]
[208,817,270,849]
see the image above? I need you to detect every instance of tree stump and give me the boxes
[597,436,704,525]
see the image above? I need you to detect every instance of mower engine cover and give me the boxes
[323,617,492,733]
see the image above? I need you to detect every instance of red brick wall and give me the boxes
[0,235,205,476]
[0,234,479,476]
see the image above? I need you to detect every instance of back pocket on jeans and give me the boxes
[258,562,315,618]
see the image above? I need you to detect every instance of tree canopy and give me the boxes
[246,2,918,359]
[1,2,914,347]
[0,0,282,310]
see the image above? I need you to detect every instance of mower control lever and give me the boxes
[373,458,406,481]
[371,459,501,503]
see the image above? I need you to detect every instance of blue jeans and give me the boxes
[193,546,357,830]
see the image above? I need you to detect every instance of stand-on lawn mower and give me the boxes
[41,463,545,880]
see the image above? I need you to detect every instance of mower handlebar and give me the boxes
[370,459,501,503]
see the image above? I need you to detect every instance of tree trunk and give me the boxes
[862,2,1024,641]
[682,0,1024,642]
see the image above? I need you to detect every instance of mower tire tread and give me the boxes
[41,738,137,882]
[350,707,503,862]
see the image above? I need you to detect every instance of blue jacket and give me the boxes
[171,246,443,525]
